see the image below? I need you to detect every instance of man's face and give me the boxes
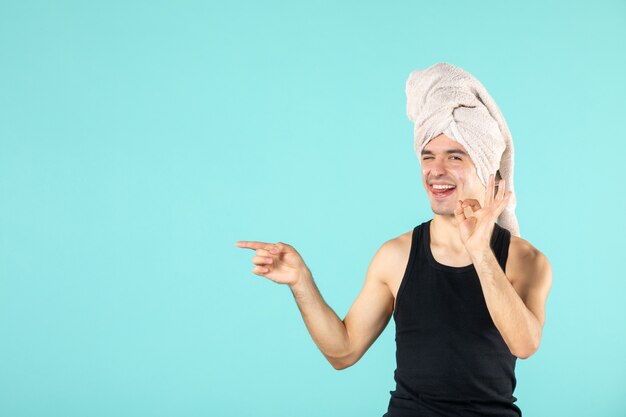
[420,134,486,216]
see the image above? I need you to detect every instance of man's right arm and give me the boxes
[289,241,395,370]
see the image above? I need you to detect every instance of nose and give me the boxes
[429,158,446,176]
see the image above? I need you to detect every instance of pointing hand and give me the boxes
[235,240,309,286]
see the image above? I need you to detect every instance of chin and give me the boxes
[430,204,455,216]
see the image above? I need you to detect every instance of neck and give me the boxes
[430,214,466,253]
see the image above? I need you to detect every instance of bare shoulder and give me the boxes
[507,235,552,289]
[506,235,553,328]
[370,228,414,298]
[377,229,413,270]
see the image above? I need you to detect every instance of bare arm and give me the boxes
[470,240,552,358]
[454,174,552,359]
[290,242,395,369]
[237,240,395,370]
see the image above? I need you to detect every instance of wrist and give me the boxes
[467,246,494,263]
[289,269,313,295]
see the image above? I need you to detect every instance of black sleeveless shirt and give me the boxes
[383,220,522,417]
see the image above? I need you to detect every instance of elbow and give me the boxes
[326,353,356,370]
[512,337,541,360]
[512,322,543,359]
[329,356,355,370]
[331,361,353,371]
[513,348,535,360]
[325,338,357,370]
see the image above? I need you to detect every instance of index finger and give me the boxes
[461,199,481,210]
[235,241,275,251]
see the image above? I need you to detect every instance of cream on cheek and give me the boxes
[461,171,486,203]
[447,167,467,198]
[420,166,429,191]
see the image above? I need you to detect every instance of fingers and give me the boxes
[490,189,513,221]
[235,240,291,254]
[495,178,506,201]
[486,174,512,207]
[250,255,273,274]
[253,265,270,274]
[456,198,480,218]
[237,241,285,275]
[272,242,285,254]
[486,174,495,206]
[460,199,481,210]
[493,179,511,216]
[496,190,513,212]
[252,255,274,265]
[236,240,284,254]
[454,200,466,222]
[235,240,274,251]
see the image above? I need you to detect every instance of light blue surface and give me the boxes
[1,1,624,416]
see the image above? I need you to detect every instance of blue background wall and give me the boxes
[1,1,624,416]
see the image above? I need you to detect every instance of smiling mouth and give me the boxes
[430,184,456,199]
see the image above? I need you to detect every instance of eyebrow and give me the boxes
[421,149,468,156]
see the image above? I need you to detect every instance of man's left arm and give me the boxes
[454,174,553,359]
[469,239,552,359]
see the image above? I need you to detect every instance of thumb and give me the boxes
[271,242,288,254]
[465,216,478,228]
[459,217,477,239]
[454,200,466,223]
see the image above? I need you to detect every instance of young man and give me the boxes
[236,63,551,417]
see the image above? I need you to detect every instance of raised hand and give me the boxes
[235,240,309,286]
[454,174,513,254]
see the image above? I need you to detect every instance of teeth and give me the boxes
[432,184,455,190]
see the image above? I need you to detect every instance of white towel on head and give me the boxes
[406,62,520,237]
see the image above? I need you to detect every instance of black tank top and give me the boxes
[383,220,522,417]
